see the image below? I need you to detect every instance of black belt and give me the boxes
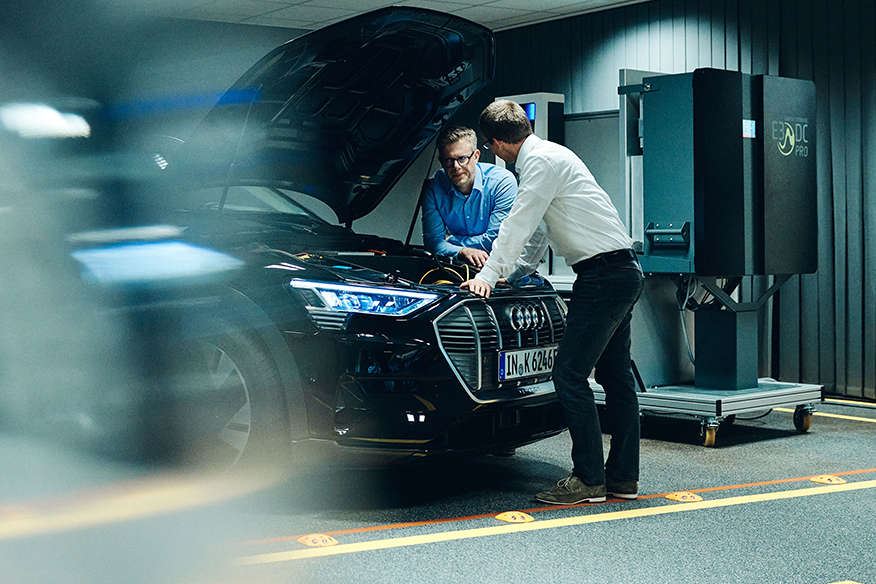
[572,248,638,273]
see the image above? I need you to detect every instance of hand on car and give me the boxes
[460,278,493,298]
[457,247,489,268]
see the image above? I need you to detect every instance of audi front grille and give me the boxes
[434,296,566,394]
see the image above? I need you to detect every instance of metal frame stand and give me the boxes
[591,378,821,446]
[592,274,823,447]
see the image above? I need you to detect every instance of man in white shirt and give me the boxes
[461,99,644,504]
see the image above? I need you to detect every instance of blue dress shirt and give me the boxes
[421,162,517,258]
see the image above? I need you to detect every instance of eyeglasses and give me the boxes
[439,151,475,168]
[481,141,492,151]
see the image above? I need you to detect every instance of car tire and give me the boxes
[160,323,290,473]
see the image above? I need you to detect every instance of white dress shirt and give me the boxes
[476,135,633,287]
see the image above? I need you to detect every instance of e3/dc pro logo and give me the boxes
[772,120,810,157]
[777,122,795,156]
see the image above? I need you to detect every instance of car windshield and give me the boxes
[184,184,338,224]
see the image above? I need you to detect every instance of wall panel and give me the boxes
[711,0,725,69]
[638,3,653,70]
[828,0,849,396]
[493,0,876,398]
[738,0,751,73]
[725,0,738,71]
[845,0,865,397]
[863,0,876,400]
[767,0,780,74]
[651,2,664,71]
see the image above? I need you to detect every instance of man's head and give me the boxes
[478,100,533,164]
[437,125,480,194]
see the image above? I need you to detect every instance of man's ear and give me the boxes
[492,139,514,154]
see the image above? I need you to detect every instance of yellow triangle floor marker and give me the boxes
[666,492,704,502]
[297,534,339,547]
[495,511,534,523]
[811,475,847,485]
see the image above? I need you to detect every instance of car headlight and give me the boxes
[290,280,441,317]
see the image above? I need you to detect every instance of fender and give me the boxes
[185,285,310,441]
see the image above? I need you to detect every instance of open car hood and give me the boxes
[181,7,494,225]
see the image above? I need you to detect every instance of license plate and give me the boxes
[498,345,559,381]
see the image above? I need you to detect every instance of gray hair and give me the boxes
[437,125,478,152]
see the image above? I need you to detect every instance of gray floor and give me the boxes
[3,398,875,584]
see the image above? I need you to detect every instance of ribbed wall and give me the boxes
[487,0,876,400]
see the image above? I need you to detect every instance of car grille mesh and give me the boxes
[306,308,350,331]
[435,296,565,392]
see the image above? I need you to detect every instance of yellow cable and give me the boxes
[419,266,464,285]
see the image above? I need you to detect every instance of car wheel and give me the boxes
[162,325,289,472]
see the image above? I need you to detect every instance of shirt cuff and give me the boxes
[475,264,501,288]
[504,264,533,284]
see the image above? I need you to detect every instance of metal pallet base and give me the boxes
[592,378,823,446]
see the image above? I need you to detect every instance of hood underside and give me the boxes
[181,7,495,225]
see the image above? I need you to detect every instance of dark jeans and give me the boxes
[552,256,644,486]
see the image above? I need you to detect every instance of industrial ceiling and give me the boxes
[150,0,648,32]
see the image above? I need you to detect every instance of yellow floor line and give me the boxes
[236,479,876,565]
[774,408,876,424]
[825,398,876,407]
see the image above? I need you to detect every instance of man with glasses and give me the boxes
[421,125,517,268]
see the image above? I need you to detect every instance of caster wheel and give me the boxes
[701,427,716,447]
[794,408,812,432]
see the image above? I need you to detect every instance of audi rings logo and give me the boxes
[508,303,546,331]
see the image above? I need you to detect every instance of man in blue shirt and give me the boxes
[421,125,517,268]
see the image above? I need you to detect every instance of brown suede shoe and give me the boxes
[606,478,638,500]
[534,474,607,505]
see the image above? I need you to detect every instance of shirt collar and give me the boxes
[516,134,541,172]
[471,163,485,195]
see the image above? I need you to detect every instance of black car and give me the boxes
[71,7,569,470]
